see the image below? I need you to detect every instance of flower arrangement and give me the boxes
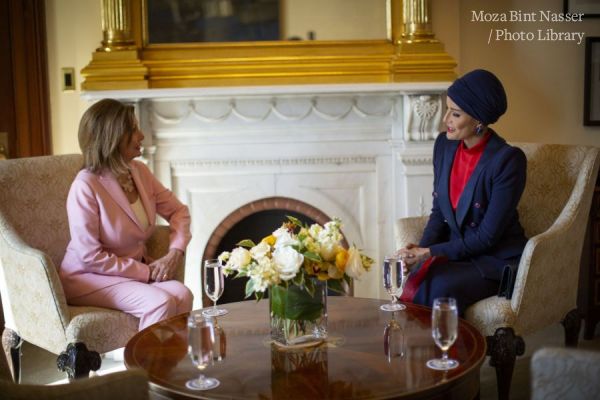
[218,216,374,347]
[218,216,374,300]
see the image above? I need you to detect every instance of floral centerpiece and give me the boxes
[218,216,373,347]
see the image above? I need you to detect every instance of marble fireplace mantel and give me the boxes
[82,82,449,307]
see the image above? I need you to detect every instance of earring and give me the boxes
[475,124,484,135]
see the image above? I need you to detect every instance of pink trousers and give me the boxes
[68,280,194,330]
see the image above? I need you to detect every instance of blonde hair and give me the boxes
[78,99,137,175]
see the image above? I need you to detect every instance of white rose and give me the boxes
[272,227,298,249]
[272,246,304,281]
[226,247,252,270]
[308,223,322,239]
[250,241,270,259]
[319,243,338,262]
[345,246,366,280]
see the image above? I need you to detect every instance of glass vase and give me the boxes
[269,279,327,348]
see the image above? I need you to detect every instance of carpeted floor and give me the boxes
[17,321,600,399]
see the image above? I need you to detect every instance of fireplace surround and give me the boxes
[83,82,448,307]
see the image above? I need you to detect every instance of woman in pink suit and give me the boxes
[60,98,193,330]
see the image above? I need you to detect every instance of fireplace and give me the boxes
[84,82,448,308]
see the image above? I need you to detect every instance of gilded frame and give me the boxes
[82,0,456,90]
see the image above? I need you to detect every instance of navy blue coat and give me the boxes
[419,131,528,281]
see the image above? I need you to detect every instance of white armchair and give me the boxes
[0,154,183,381]
[531,347,600,400]
[394,144,600,400]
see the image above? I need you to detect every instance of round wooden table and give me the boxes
[125,297,486,399]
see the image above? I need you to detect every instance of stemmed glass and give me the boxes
[186,313,220,390]
[380,256,408,312]
[202,259,228,317]
[383,312,405,362]
[426,297,459,370]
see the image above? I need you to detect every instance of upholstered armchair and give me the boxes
[0,346,149,400]
[0,154,184,381]
[531,347,600,400]
[394,144,600,400]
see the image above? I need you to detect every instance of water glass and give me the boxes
[186,314,220,390]
[203,259,228,317]
[426,297,459,370]
[383,312,405,362]
[380,256,407,312]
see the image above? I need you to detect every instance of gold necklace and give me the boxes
[118,172,135,193]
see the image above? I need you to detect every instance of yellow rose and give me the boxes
[335,249,349,272]
[261,235,276,246]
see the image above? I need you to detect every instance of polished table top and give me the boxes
[124,297,486,399]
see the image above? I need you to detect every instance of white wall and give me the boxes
[46,0,101,155]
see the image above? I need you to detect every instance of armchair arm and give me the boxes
[394,216,428,250]
[146,225,186,283]
[0,217,71,354]
[0,369,149,400]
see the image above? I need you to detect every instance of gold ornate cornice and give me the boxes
[81,0,455,90]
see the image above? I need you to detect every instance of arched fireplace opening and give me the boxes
[202,197,349,305]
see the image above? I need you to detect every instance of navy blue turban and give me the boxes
[447,69,507,125]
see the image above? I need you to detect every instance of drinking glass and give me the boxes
[380,256,407,312]
[186,314,220,390]
[202,259,228,317]
[383,312,405,362]
[426,297,459,370]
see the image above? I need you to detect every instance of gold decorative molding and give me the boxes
[81,0,455,90]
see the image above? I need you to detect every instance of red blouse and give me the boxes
[449,133,491,210]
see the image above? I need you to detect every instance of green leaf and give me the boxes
[292,272,304,287]
[343,274,352,286]
[270,285,286,316]
[245,279,255,298]
[328,279,345,294]
[303,251,322,262]
[286,215,303,228]
[236,239,256,248]
[270,283,324,321]
[304,277,315,297]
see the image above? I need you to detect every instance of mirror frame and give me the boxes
[81,0,455,90]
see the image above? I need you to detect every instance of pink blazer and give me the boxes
[60,160,191,299]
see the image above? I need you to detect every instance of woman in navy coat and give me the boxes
[398,69,528,315]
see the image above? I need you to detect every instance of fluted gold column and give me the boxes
[81,0,147,89]
[390,0,456,82]
[401,0,435,43]
[99,0,135,51]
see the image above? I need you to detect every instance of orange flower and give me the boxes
[335,249,349,272]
